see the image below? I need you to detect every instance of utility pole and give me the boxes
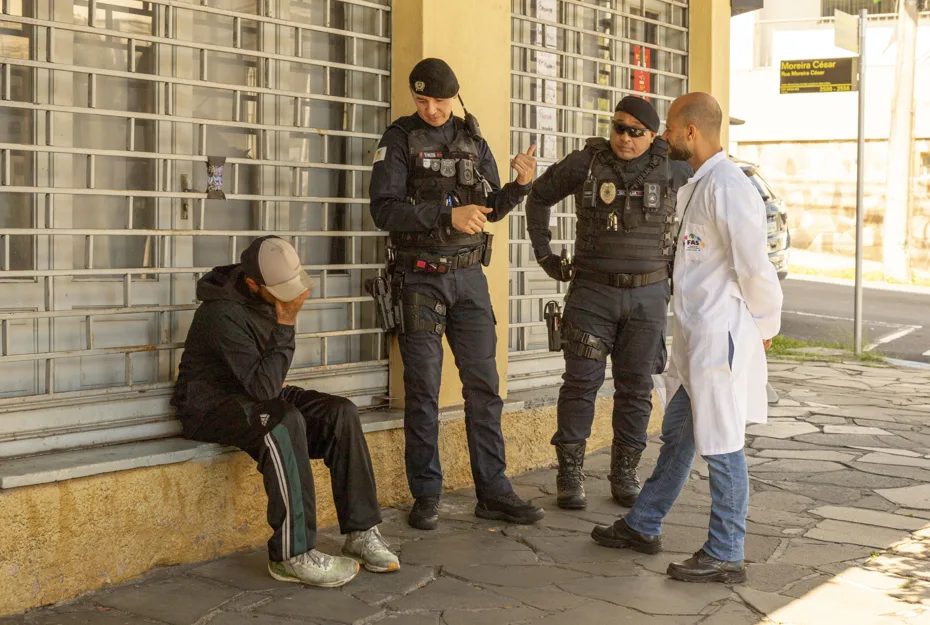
[882,0,919,282]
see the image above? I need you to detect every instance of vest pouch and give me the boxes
[621,197,642,231]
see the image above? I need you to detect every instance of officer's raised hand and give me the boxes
[512,145,538,186]
[538,255,568,282]
[452,204,493,234]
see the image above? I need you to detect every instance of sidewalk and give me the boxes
[5,358,930,625]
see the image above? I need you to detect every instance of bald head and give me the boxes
[663,92,724,166]
[668,92,723,140]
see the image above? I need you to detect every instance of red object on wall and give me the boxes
[633,46,652,101]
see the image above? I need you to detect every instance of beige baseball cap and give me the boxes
[241,236,312,303]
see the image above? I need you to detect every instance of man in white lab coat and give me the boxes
[590,93,783,584]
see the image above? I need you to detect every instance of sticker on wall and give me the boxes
[206,156,227,199]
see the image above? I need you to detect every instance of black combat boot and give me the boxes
[667,550,747,584]
[555,442,587,510]
[609,441,642,507]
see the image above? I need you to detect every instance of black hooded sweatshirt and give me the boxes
[171,264,295,419]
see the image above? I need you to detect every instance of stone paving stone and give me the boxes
[745,422,819,439]
[749,490,818,514]
[654,524,780,563]
[376,614,439,625]
[813,378,874,391]
[854,419,918,432]
[441,606,546,625]
[879,484,930,510]
[796,469,914,489]
[750,437,851,451]
[385,578,518,611]
[767,407,814,418]
[400,533,538,567]
[761,449,859,463]
[751,459,847,473]
[698,601,761,625]
[762,570,923,625]
[747,506,818,528]
[94,576,242,625]
[486,584,587,612]
[852,446,925,457]
[783,573,832,599]
[764,481,867,505]
[555,560,640,577]
[805,415,853,425]
[524,534,646,565]
[823,425,893,436]
[556,575,731,615]
[209,613,319,625]
[746,520,793,538]
[860,452,930,469]
[778,540,874,566]
[632,552,695,575]
[441,564,587,588]
[854,463,930,484]
[733,586,793,615]
[23,609,156,625]
[805,519,912,549]
[867,554,930,581]
[809,507,927,531]
[189,550,295,591]
[842,494,898,511]
[532,600,702,625]
[744,563,817,592]
[257,591,384,625]
[344,565,437,605]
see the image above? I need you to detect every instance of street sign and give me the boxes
[779,57,858,94]
[835,9,860,54]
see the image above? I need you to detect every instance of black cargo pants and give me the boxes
[179,386,382,563]
[393,263,511,501]
[551,277,670,451]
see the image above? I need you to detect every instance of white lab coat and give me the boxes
[665,151,784,456]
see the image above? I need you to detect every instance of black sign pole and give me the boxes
[854,9,866,355]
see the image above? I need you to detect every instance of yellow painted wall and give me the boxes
[387,0,512,409]
[689,0,732,146]
[0,398,660,617]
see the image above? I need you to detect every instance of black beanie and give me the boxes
[615,95,661,133]
[409,58,460,99]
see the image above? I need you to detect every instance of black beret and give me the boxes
[409,58,459,99]
[615,95,660,133]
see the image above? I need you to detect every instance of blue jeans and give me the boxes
[624,386,749,562]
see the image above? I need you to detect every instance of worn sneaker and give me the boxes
[267,549,359,588]
[409,496,441,530]
[342,526,400,573]
[475,491,545,524]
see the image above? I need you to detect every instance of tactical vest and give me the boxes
[573,137,676,261]
[389,115,488,250]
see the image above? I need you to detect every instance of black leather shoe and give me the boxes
[555,442,587,510]
[475,491,545,524]
[590,517,662,554]
[667,550,747,584]
[408,496,440,531]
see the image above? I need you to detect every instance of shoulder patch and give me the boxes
[585,137,610,151]
[373,147,387,164]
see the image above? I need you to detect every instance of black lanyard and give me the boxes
[674,177,708,245]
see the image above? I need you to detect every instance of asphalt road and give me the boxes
[778,277,930,363]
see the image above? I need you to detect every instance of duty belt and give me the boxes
[574,266,669,289]
[393,245,485,275]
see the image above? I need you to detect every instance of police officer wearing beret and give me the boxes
[527,96,693,511]
[368,58,544,530]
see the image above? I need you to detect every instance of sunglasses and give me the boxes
[613,122,649,139]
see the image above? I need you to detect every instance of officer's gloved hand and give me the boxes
[538,255,568,282]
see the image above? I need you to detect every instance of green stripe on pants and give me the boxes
[271,423,309,556]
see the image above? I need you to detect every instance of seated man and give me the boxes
[172,235,399,588]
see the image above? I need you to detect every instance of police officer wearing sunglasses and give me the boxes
[527,96,692,511]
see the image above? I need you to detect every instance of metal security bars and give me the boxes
[509,0,687,389]
[0,0,391,459]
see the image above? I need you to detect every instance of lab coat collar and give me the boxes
[688,150,727,184]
